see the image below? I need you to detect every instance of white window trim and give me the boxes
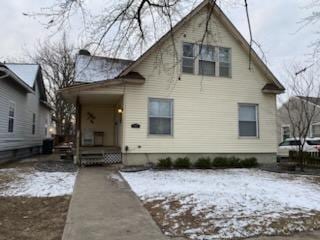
[281,124,290,141]
[311,122,320,138]
[182,42,195,74]
[148,98,174,137]
[238,103,259,139]
[8,101,15,133]
[181,42,232,78]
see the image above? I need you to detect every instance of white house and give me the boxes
[0,62,51,163]
[60,0,285,166]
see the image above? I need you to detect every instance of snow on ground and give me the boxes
[121,169,320,239]
[0,168,77,197]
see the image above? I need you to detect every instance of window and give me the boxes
[32,113,36,135]
[8,101,15,133]
[311,123,320,137]
[199,45,215,76]
[149,98,173,135]
[182,43,195,73]
[282,126,290,141]
[307,139,320,145]
[219,47,231,77]
[239,104,258,137]
[279,140,301,147]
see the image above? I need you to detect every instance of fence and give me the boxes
[289,151,320,167]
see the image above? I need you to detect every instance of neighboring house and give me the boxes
[277,96,320,143]
[60,0,285,166]
[0,62,51,163]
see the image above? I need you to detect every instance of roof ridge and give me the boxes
[79,54,134,62]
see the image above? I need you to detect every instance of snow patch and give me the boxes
[0,168,77,197]
[121,169,320,239]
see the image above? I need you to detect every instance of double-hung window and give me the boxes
[8,101,15,133]
[282,125,290,141]
[149,98,173,135]
[199,45,216,76]
[32,113,36,135]
[311,123,320,137]
[182,43,195,74]
[219,47,231,77]
[239,104,259,137]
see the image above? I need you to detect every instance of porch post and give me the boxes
[75,96,81,165]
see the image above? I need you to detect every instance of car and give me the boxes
[277,138,320,160]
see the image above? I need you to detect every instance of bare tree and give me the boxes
[279,63,320,171]
[31,34,76,136]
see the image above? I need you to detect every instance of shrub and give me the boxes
[174,157,191,169]
[157,157,172,169]
[240,157,258,168]
[194,157,211,169]
[212,157,229,167]
[227,157,241,168]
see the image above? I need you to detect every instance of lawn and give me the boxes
[0,158,77,240]
[121,169,320,239]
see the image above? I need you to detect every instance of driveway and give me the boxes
[62,167,168,240]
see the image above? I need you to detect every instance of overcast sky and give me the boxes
[0,0,317,86]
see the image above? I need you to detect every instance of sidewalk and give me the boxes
[62,167,168,240]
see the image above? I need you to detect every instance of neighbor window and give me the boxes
[311,123,320,137]
[8,101,15,133]
[219,47,231,77]
[239,104,258,137]
[282,126,290,141]
[149,98,173,135]
[182,43,195,73]
[199,45,216,76]
[32,113,36,135]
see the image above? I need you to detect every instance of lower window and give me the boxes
[149,98,173,135]
[239,104,258,137]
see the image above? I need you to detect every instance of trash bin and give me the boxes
[42,138,54,154]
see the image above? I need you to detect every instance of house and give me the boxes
[60,0,285,166]
[0,62,51,163]
[277,96,320,143]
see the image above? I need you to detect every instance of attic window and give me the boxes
[199,45,216,76]
[219,47,231,77]
[182,43,195,74]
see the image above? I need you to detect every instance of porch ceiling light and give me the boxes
[118,108,123,113]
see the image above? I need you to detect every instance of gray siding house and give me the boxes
[277,96,320,143]
[0,63,51,163]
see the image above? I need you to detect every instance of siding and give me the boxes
[121,7,278,154]
[0,78,50,151]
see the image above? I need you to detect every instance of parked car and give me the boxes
[277,138,320,160]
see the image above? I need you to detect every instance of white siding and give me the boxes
[0,79,50,151]
[121,7,278,154]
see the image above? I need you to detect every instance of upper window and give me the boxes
[8,101,15,133]
[239,104,258,137]
[219,47,231,77]
[199,45,216,76]
[282,126,290,141]
[149,98,173,135]
[182,43,195,74]
[32,113,36,135]
[311,123,320,138]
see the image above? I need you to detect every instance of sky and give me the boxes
[0,0,318,88]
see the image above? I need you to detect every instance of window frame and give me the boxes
[281,125,290,141]
[311,122,320,138]
[148,98,174,136]
[182,42,195,74]
[8,101,15,133]
[32,113,36,135]
[198,44,216,76]
[238,103,259,138]
[218,47,232,78]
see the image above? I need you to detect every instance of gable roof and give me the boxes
[5,63,40,88]
[298,96,320,107]
[118,0,285,92]
[75,54,133,83]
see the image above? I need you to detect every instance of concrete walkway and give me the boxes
[62,167,168,240]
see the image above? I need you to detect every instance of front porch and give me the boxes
[74,92,125,165]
